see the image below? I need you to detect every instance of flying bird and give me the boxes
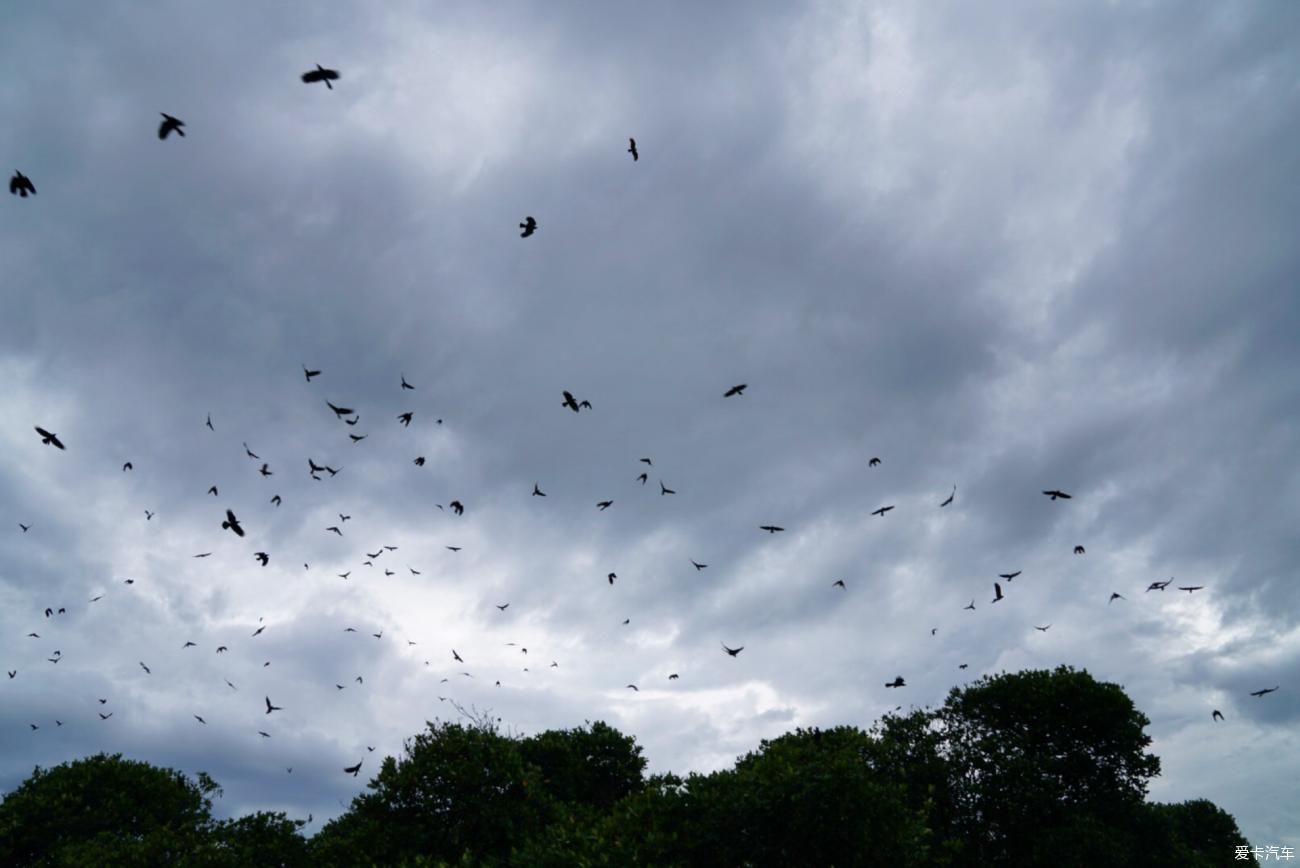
[660,481,676,495]
[207,486,219,496]
[1074,546,1086,555]
[532,483,546,497]
[271,495,281,506]
[9,170,35,197]
[304,366,321,382]
[144,510,154,520]
[99,712,112,720]
[627,138,638,161]
[265,696,282,714]
[1109,592,1125,603]
[302,64,341,89]
[760,525,784,533]
[397,412,413,426]
[446,546,461,552]
[259,463,273,477]
[1212,710,1224,721]
[496,603,509,611]
[885,677,906,688]
[998,571,1021,581]
[123,462,133,471]
[1034,625,1051,632]
[326,526,342,536]
[326,401,354,419]
[939,486,956,507]
[691,559,708,571]
[640,458,653,465]
[243,442,260,459]
[34,427,65,450]
[721,643,744,657]
[992,583,1004,603]
[1042,489,1072,500]
[158,113,185,140]
[205,414,214,431]
[561,391,583,412]
[452,650,463,663]
[723,384,747,397]
[215,646,228,653]
[519,216,537,238]
[869,457,881,467]
[349,434,367,443]
[139,662,151,674]
[344,760,363,777]
[637,473,648,485]
[668,673,679,680]
[414,457,426,466]
[193,552,211,558]
[254,552,269,566]
[19,523,30,532]
[221,509,245,537]
[401,374,414,390]
[1249,686,1280,697]
[964,600,975,611]
[1178,586,1205,593]
[597,500,613,510]
[608,573,617,585]
[251,626,266,638]
[832,580,846,589]
[182,641,196,648]
[450,500,464,515]
[1146,579,1173,592]
[871,505,895,517]
[626,684,639,691]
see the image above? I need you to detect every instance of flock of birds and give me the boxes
[5,60,1278,802]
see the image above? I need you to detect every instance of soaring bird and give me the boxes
[349,434,367,443]
[1249,686,1280,697]
[99,712,112,720]
[139,662,151,674]
[271,495,282,506]
[123,461,133,471]
[182,641,196,648]
[265,696,282,714]
[221,509,245,537]
[1178,586,1205,593]
[251,626,266,637]
[326,401,354,419]
[869,457,881,467]
[939,486,956,507]
[1212,710,1224,721]
[450,501,464,515]
[607,573,616,585]
[759,525,784,533]
[519,216,537,237]
[302,64,341,89]
[832,580,846,589]
[636,473,648,485]
[561,390,582,412]
[207,486,219,496]
[964,600,976,611]
[243,442,261,459]
[1146,579,1173,592]
[309,458,326,476]
[144,510,154,520]
[401,374,415,390]
[721,643,744,657]
[344,760,363,777]
[660,481,676,495]
[496,603,509,611]
[1034,625,1051,632]
[254,552,269,566]
[626,684,639,691]
[1042,489,1072,500]
[414,457,426,466]
[992,583,1004,603]
[597,500,613,510]
[871,505,894,517]
[446,546,462,552]
[397,412,413,426]
[1074,546,1086,555]
[452,650,464,663]
[259,463,273,477]
[640,458,653,465]
[998,571,1021,581]
[205,414,214,431]
[723,384,747,397]
[532,483,546,497]
[627,138,638,161]
[34,427,66,450]
[9,170,36,197]
[691,559,708,571]
[1109,592,1125,603]
[19,523,30,532]
[304,366,321,382]
[158,113,185,139]
[885,677,906,688]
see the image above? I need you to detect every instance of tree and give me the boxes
[518,720,646,812]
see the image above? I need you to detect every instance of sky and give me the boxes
[2,0,1298,848]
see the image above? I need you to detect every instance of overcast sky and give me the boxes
[2,0,1297,847]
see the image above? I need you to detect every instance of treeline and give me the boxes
[0,666,1255,866]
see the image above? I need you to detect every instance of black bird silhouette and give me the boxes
[1034,625,1051,632]
[349,434,367,443]
[271,495,282,506]
[1074,546,1086,555]
[998,571,1021,581]
[450,500,464,515]
[668,673,679,680]
[367,550,383,559]
[519,216,537,237]
[397,412,413,427]
[222,509,245,537]
[446,546,461,552]
[640,457,653,465]
[452,650,463,663]
[225,679,236,690]
[607,573,617,585]
[561,390,582,412]
[99,712,112,720]
[660,481,676,495]
[9,170,36,197]
[207,486,219,496]
[532,483,546,497]
[759,525,784,533]
[1212,710,1224,721]
[626,684,639,691]
[139,662,151,674]
[158,113,185,140]
[254,552,269,566]
[302,64,341,89]
[19,523,30,532]
[1250,686,1279,697]
[193,552,211,558]
[992,583,1004,603]
[326,401,354,419]
[869,457,881,467]
[259,463,273,477]
[401,374,414,390]
[6,671,14,678]
[414,456,426,466]
[325,465,341,477]
[34,427,66,450]
[1042,489,1072,500]
[183,641,196,648]
[721,643,744,657]
[265,696,282,714]
[1146,579,1173,592]
[1178,586,1204,593]
[243,442,260,459]
[939,486,956,507]
[216,646,227,653]
[340,514,351,522]
[832,580,846,589]
[628,138,638,161]
[871,505,895,517]
[1109,592,1125,603]
[885,676,906,688]
[144,510,154,520]
[205,414,214,431]
[304,366,321,382]
[337,571,351,580]
[964,600,976,611]
[637,473,648,484]
[723,384,747,397]
[123,462,133,471]
[344,760,363,777]
[496,603,509,611]
[597,500,613,510]
[326,526,342,536]
[691,559,708,571]
[251,626,266,638]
